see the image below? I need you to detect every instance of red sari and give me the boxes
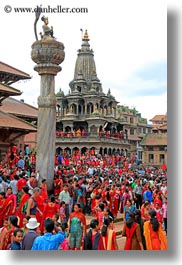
[102,230,117,250]
[0,197,15,227]
[40,184,48,202]
[42,202,59,220]
[124,223,140,250]
[17,193,30,227]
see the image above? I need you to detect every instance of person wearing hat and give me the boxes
[22,218,40,250]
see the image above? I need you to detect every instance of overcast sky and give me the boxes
[1,0,167,122]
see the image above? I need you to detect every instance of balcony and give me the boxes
[56,132,129,145]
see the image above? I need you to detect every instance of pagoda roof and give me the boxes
[1,97,38,119]
[0,61,31,85]
[0,110,37,132]
[0,83,22,96]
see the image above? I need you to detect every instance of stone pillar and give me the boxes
[31,39,65,191]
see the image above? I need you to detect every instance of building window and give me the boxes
[149,154,154,163]
[130,128,134,135]
[124,116,128,122]
[137,127,142,134]
[143,128,146,134]
[130,117,134,124]
[159,146,165,151]
[148,128,151,133]
[160,154,165,163]
[148,147,153,151]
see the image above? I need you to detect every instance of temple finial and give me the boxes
[82,30,90,41]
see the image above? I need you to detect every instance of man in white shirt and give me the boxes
[59,184,71,221]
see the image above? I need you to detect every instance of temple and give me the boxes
[55,31,151,158]
[0,61,37,160]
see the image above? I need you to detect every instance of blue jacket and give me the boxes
[31,231,65,250]
[9,241,22,250]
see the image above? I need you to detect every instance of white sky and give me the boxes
[1,0,167,122]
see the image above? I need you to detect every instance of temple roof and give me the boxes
[1,97,38,119]
[70,30,101,94]
[0,83,22,105]
[141,133,167,146]
[0,83,22,96]
[149,115,167,122]
[0,110,37,131]
[0,61,31,85]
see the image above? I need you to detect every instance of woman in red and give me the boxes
[42,195,59,221]
[6,187,16,216]
[95,203,105,229]
[40,179,48,202]
[53,175,61,198]
[0,192,10,227]
[144,209,167,250]
[113,185,121,218]
[122,213,144,250]
[16,186,30,227]
[84,219,105,250]
[4,215,19,250]
[101,216,118,250]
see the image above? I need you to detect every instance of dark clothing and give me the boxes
[30,197,37,215]
[84,229,104,250]
[9,241,22,250]
[22,230,39,250]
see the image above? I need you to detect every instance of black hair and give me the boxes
[104,207,114,220]
[24,216,31,221]
[95,194,101,200]
[126,213,136,229]
[101,216,113,237]
[149,209,159,232]
[22,185,29,194]
[53,214,59,221]
[60,201,65,206]
[134,209,141,220]
[90,219,99,229]
[50,195,55,203]
[13,228,23,237]
[9,216,19,228]
[106,190,110,201]
[60,222,68,232]
[44,218,55,233]
[0,192,6,198]
[98,203,104,211]
[42,179,46,183]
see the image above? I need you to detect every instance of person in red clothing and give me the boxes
[5,187,17,216]
[122,213,144,250]
[84,219,105,250]
[101,216,118,250]
[34,190,44,234]
[42,195,60,220]
[16,186,30,227]
[53,175,62,197]
[95,203,105,229]
[40,179,48,202]
[16,175,27,205]
[0,192,11,227]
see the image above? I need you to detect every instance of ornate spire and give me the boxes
[69,30,103,95]
[82,30,90,41]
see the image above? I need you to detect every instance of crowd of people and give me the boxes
[0,146,167,250]
[56,127,127,139]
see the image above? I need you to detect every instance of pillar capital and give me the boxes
[34,63,61,75]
